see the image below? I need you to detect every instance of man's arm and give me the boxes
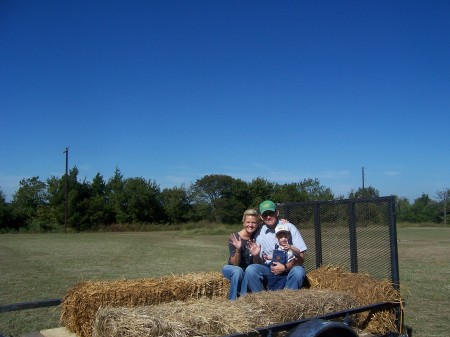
[293,251,305,266]
[288,223,307,252]
[289,244,302,257]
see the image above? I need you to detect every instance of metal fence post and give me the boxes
[348,201,358,273]
[313,203,322,268]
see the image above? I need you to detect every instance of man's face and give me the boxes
[260,209,278,228]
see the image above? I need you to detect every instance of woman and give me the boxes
[222,209,260,300]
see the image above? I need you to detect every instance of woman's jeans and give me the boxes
[222,265,245,300]
[242,264,306,294]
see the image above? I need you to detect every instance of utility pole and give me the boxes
[362,166,365,198]
[63,147,69,232]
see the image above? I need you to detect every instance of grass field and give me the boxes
[1,227,449,337]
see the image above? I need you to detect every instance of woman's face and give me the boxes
[243,215,259,234]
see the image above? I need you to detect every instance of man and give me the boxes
[243,200,307,293]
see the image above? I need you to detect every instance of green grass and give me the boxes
[397,221,450,228]
[1,227,449,337]
[396,227,450,337]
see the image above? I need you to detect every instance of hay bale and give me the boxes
[307,265,402,334]
[92,289,358,337]
[62,267,401,337]
[61,272,229,337]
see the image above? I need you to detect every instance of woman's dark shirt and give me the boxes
[228,232,254,270]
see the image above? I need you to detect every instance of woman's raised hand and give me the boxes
[247,239,261,256]
[229,233,242,249]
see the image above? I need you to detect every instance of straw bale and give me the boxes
[62,267,401,337]
[61,272,229,337]
[92,289,358,337]
[306,265,402,334]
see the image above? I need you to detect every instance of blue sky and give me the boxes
[1,1,449,202]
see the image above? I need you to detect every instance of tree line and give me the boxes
[0,167,448,232]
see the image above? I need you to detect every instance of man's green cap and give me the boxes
[259,200,276,214]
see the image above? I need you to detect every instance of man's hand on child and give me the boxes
[270,262,286,275]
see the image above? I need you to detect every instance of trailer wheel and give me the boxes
[285,319,358,337]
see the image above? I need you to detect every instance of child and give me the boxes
[266,224,302,290]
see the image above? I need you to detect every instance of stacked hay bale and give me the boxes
[92,289,358,337]
[307,265,402,335]
[61,272,229,337]
[62,267,402,337]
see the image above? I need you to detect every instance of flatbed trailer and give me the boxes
[1,197,407,337]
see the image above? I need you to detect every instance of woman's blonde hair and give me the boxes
[242,209,260,223]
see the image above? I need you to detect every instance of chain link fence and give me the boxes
[278,196,399,288]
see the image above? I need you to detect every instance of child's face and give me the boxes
[276,232,289,244]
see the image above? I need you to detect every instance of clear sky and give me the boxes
[1,1,449,202]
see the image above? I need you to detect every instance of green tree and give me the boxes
[0,189,5,224]
[348,186,380,199]
[273,182,308,203]
[86,173,115,227]
[71,173,115,230]
[64,167,90,231]
[70,177,92,231]
[161,186,191,223]
[298,178,334,200]
[436,188,449,224]
[249,177,275,206]
[226,177,252,222]
[107,167,126,223]
[190,174,250,223]
[396,196,412,222]
[47,166,96,231]
[273,178,334,203]
[121,177,163,223]
[10,176,48,229]
[46,168,83,230]
[0,188,13,231]
[410,193,440,223]
[46,175,65,226]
